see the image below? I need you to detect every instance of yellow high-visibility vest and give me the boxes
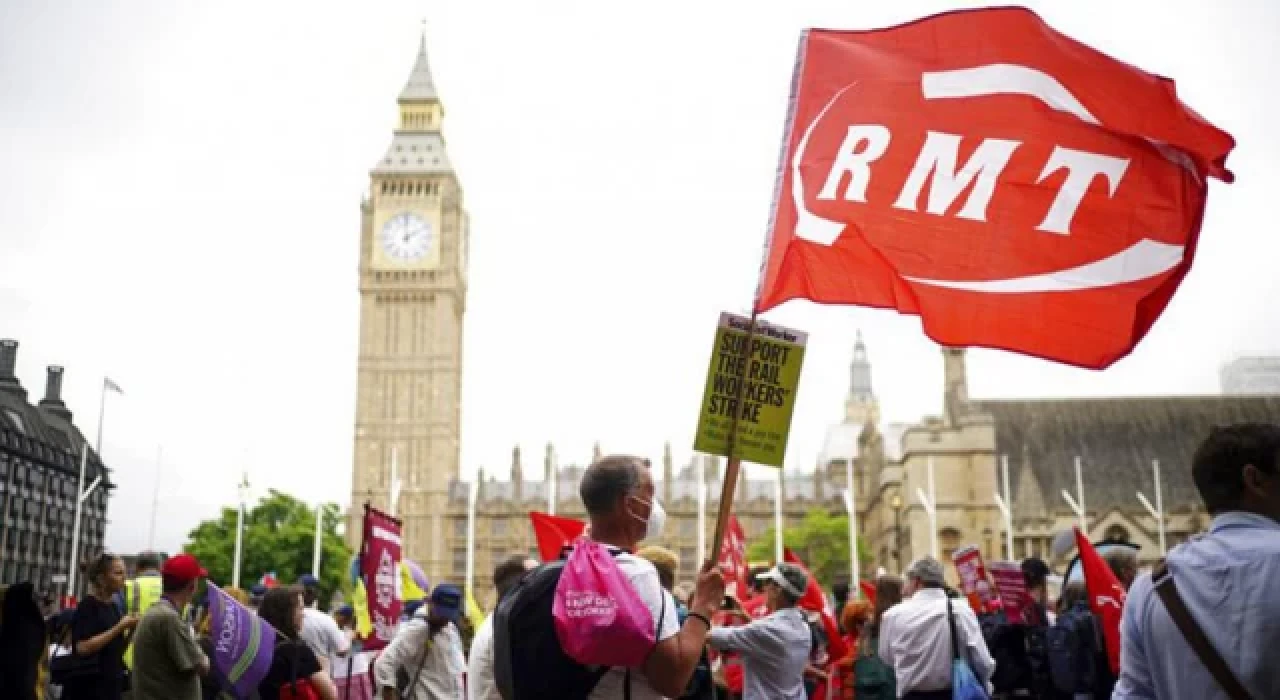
[122,574,163,669]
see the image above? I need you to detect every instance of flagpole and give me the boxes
[547,446,557,516]
[233,472,249,589]
[774,469,784,562]
[696,456,707,566]
[928,458,938,559]
[845,451,859,593]
[389,447,401,518]
[66,443,90,598]
[1136,460,1166,554]
[466,479,478,598]
[916,458,938,560]
[1153,459,1165,553]
[95,379,108,455]
[994,454,1014,560]
[147,446,163,551]
[1075,456,1087,535]
[312,503,324,577]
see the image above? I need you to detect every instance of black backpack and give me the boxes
[1046,602,1104,695]
[494,550,665,700]
[980,612,1022,693]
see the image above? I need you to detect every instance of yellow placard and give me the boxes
[693,312,807,467]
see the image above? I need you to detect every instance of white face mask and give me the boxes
[628,495,667,542]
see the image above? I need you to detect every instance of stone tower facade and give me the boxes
[348,33,469,587]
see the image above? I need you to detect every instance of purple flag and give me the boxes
[208,581,275,698]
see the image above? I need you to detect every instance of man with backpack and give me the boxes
[493,454,725,700]
[1046,583,1113,699]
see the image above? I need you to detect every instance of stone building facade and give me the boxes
[0,339,112,595]
[443,335,1280,607]
[346,33,470,589]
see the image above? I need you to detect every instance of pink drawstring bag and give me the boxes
[553,537,656,667]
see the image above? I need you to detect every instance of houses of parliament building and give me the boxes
[441,332,1280,604]
[348,32,1280,606]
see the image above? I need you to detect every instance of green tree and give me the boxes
[184,489,352,608]
[746,509,874,588]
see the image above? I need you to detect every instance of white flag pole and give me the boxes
[846,452,860,593]
[928,458,938,559]
[1136,459,1166,554]
[147,446,163,552]
[389,447,402,518]
[232,472,249,589]
[1075,456,1087,534]
[696,456,707,566]
[916,458,938,559]
[993,455,1014,559]
[95,380,108,455]
[774,469,784,562]
[66,443,90,597]
[312,503,324,577]
[1154,459,1165,552]
[548,446,557,516]
[466,478,479,597]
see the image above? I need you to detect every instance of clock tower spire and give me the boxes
[349,28,470,589]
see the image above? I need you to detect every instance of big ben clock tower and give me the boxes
[349,32,469,584]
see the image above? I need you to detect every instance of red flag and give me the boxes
[1074,527,1126,674]
[529,511,586,562]
[360,506,402,651]
[718,515,751,601]
[859,580,877,606]
[757,7,1234,369]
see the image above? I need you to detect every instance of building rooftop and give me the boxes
[976,395,1280,516]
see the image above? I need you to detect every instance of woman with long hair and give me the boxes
[256,586,337,700]
[833,599,874,700]
[0,582,48,700]
[63,553,139,700]
[847,575,904,700]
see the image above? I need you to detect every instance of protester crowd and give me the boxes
[1,422,1276,700]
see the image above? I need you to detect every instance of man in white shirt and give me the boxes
[375,584,468,700]
[879,557,995,700]
[297,574,350,673]
[468,555,537,700]
[578,455,725,700]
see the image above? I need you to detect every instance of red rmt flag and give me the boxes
[529,511,587,562]
[757,7,1235,369]
[1074,527,1126,674]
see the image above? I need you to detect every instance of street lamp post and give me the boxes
[232,473,250,590]
[890,492,903,573]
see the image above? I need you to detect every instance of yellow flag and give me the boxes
[400,561,428,602]
[465,588,485,630]
[351,579,373,638]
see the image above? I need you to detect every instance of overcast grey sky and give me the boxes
[1,1,1276,555]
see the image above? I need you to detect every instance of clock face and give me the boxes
[380,212,432,262]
